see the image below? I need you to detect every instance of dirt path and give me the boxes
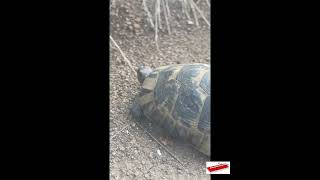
[110,0,211,179]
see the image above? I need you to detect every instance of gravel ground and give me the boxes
[110,0,211,179]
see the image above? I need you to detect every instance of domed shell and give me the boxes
[136,63,211,156]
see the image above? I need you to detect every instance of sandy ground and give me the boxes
[110,0,211,179]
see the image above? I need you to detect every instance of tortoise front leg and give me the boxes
[131,97,142,119]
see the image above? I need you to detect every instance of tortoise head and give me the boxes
[137,65,153,84]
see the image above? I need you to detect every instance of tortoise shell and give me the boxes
[136,63,211,156]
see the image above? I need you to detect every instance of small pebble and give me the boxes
[157,149,161,156]
[133,23,140,29]
[187,20,194,25]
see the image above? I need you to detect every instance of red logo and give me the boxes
[207,163,229,172]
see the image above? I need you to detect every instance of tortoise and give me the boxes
[131,63,211,156]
